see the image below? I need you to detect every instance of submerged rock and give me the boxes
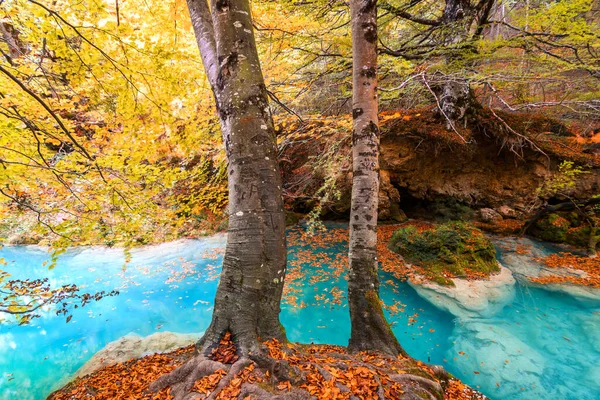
[75,331,201,378]
[409,265,516,318]
[449,322,546,399]
[494,236,600,302]
[579,312,600,353]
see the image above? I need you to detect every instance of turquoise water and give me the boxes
[0,228,599,400]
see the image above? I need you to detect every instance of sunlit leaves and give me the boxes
[0,0,226,247]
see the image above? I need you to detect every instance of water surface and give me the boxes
[0,228,598,400]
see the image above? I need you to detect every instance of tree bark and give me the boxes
[185,0,219,91]
[434,0,478,129]
[187,0,287,355]
[348,0,406,357]
[0,22,27,62]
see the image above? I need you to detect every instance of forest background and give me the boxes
[0,0,598,253]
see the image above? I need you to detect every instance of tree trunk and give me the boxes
[348,0,406,357]
[186,0,287,356]
[0,22,27,62]
[587,224,597,257]
[435,77,474,129]
[435,0,477,130]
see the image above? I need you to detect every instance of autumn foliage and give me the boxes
[49,331,485,400]
[531,252,600,288]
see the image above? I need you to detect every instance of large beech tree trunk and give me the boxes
[186,0,287,355]
[348,0,406,357]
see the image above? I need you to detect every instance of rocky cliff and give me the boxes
[280,108,600,226]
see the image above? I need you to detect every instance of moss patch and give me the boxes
[426,198,475,222]
[388,221,498,286]
[285,211,303,227]
[530,211,598,248]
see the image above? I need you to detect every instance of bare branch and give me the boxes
[380,1,440,26]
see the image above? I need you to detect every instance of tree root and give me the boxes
[205,358,253,400]
[390,373,444,400]
[51,335,485,400]
[146,333,455,400]
[149,356,227,399]
[148,334,306,400]
[238,382,311,399]
[249,346,305,385]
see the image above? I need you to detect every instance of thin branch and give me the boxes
[0,187,73,240]
[267,90,304,123]
[27,0,168,112]
[380,1,440,26]
[0,64,93,160]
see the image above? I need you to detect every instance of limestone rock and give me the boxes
[479,208,502,223]
[448,322,546,399]
[493,236,600,302]
[378,170,401,220]
[408,264,516,318]
[496,205,520,219]
[281,111,600,222]
[75,331,201,378]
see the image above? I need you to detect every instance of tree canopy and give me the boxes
[1,0,598,249]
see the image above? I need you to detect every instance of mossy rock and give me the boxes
[530,212,592,247]
[427,198,474,221]
[285,211,303,227]
[531,213,570,243]
[388,221,498,286]
[389,203,408,223]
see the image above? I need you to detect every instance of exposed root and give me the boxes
[146,332,307,400]
[249,345,305,385]
[205,358,252,400]
[389,374,443,400]
[372,374,387,400]
[238,383,311,399]
[50,333,483,400]
[148,357,226,398]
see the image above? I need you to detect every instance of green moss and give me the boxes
[427,198,474,221]
[285,211,302,227]
[278,323,288,343]
[365,290,397,337]
[388,221,498,286]
[531,215,567,242]
[389,203,408,223]
[531,212,592,247]
[566,225,591,247]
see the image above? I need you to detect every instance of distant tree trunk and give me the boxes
[348,0,406,357]
[1,21,28,64]
[186,0,287,355]
[380,0,495,129]
[434,0,478,129]
[587,224,597,257]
